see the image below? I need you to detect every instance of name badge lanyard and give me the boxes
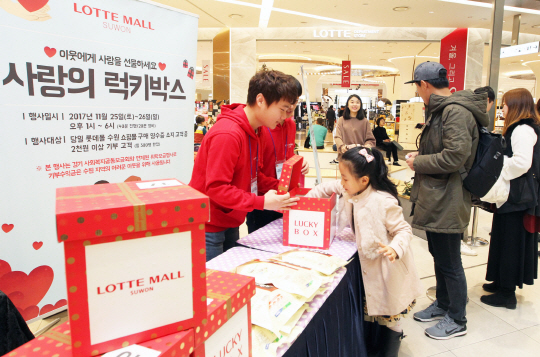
[267,127,287,180]
[248,136,258,194]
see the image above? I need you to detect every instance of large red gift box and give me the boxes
[55,179,209,357]
[190,269,255,357]
[278,156,337,250]
[5,322,195,357]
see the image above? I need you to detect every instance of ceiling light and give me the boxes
[532,25,540,28]
[228,14,244,18]
[429,11,434,13]
[504,70,534,77]
[393,6,409,11]
[388,55,439,62]
[258,0,273,28]
[437,0,540,15]
[315,64,399,72]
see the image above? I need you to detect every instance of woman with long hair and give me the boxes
[334,94,376,161]
[481,88,540,309]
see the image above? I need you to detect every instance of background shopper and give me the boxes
[373,117,400,166]
[189,70,300,261]
[480,88,540,309]
[305,118,328,149]
[306,147,422,357]
[405,62,489,340]
[334,94,376,161]
[326,105,336,131]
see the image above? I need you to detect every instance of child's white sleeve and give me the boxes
[384,197,412,260]
[304,180,343,198]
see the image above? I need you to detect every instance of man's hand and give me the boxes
[405,151,419,171]
[301,159,309,175]
[377,242,397,262]
[263,190,299,211]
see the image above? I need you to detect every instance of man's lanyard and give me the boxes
[267,127,288,162]
[248,135,258,179]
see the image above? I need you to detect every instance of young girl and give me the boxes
[306,146,423,357]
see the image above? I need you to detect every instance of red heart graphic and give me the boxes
[18,0,49,12]
[40,299,67,316]
[2,224,14,233]
[0,260,12,278]
[18,305,39,321]
[0,265,54,310]
[8,291,25,307]
[44,46,56,58]
[32,241,43,250]
[158,62,166,71]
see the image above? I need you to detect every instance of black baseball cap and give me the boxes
[404,62,447,84]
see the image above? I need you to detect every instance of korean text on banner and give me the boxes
[341,60,351,88]
[439,28,468,93]
[0,0,199,321]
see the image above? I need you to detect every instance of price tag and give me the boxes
[103,344,161,357]
[275,161,284,180]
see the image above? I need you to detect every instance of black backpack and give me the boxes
[461,126,506,197]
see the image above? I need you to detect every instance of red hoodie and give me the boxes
[257,117,297,195]
[189,104,269,232]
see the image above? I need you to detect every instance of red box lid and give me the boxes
[277,155,303,195]
[56,179,209,242]
[193,269,255,347]
[6,322,195,357]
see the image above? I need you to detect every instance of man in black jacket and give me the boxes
[326,105,336,131]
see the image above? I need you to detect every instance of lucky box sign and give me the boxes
[278,156,338,250]
[55,179,209,357]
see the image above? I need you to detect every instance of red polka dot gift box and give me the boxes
[6,322,195,357]
[55,179,209,357]
[189,269,255,357]
[278,156,338,250]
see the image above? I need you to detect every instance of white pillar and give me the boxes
[230,29,257,104]
[390,57,418,101]
[465,29,484,90]
[523,61,540,99]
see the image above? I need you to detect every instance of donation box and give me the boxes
[55,179,209,357]
[278,156,337,250]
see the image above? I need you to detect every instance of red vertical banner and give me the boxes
[341,60,351,88]
[440,28,468,93]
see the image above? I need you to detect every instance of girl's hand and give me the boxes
[377,242,397,262]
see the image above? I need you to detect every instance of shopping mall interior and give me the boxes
[4,1,540,357]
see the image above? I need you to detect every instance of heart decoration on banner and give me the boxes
[32,241,43,250]
[39,299,67,315]
[0,260,54,314]
[18,0,49,13]
[19,305,40,321]
[44,46,56,58]
[2,224,14,233]
[158,62,166,71]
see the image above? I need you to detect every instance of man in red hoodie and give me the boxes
[247,76,309,233]
[190,70,300,261]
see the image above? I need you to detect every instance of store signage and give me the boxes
[342,60,351,87]
[313,29,380,38]
[202,60,210,82]
[440,28,468,93]
[0,0,199,329]
[501,41,540,58]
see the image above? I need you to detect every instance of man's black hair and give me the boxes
[420,68,449,89]
[474,86,495,103]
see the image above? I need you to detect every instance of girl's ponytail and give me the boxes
[341,147,399,202]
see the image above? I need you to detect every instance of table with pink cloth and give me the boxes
[207,246,347,357]
[207,218,366,357]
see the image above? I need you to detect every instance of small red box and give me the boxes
[190,269,255,357]
[278,156,337,250]
[55,179,209,357]
[5,322,195,357]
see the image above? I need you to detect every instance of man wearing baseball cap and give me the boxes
[404,62,489,340]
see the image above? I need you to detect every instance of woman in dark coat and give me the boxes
[481,88,540,309]
[373,117,400,166]
[326,105,336,131]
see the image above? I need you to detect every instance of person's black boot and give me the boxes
[482,281,499,293]
[378,327,404,357]
[480,288,517,309]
